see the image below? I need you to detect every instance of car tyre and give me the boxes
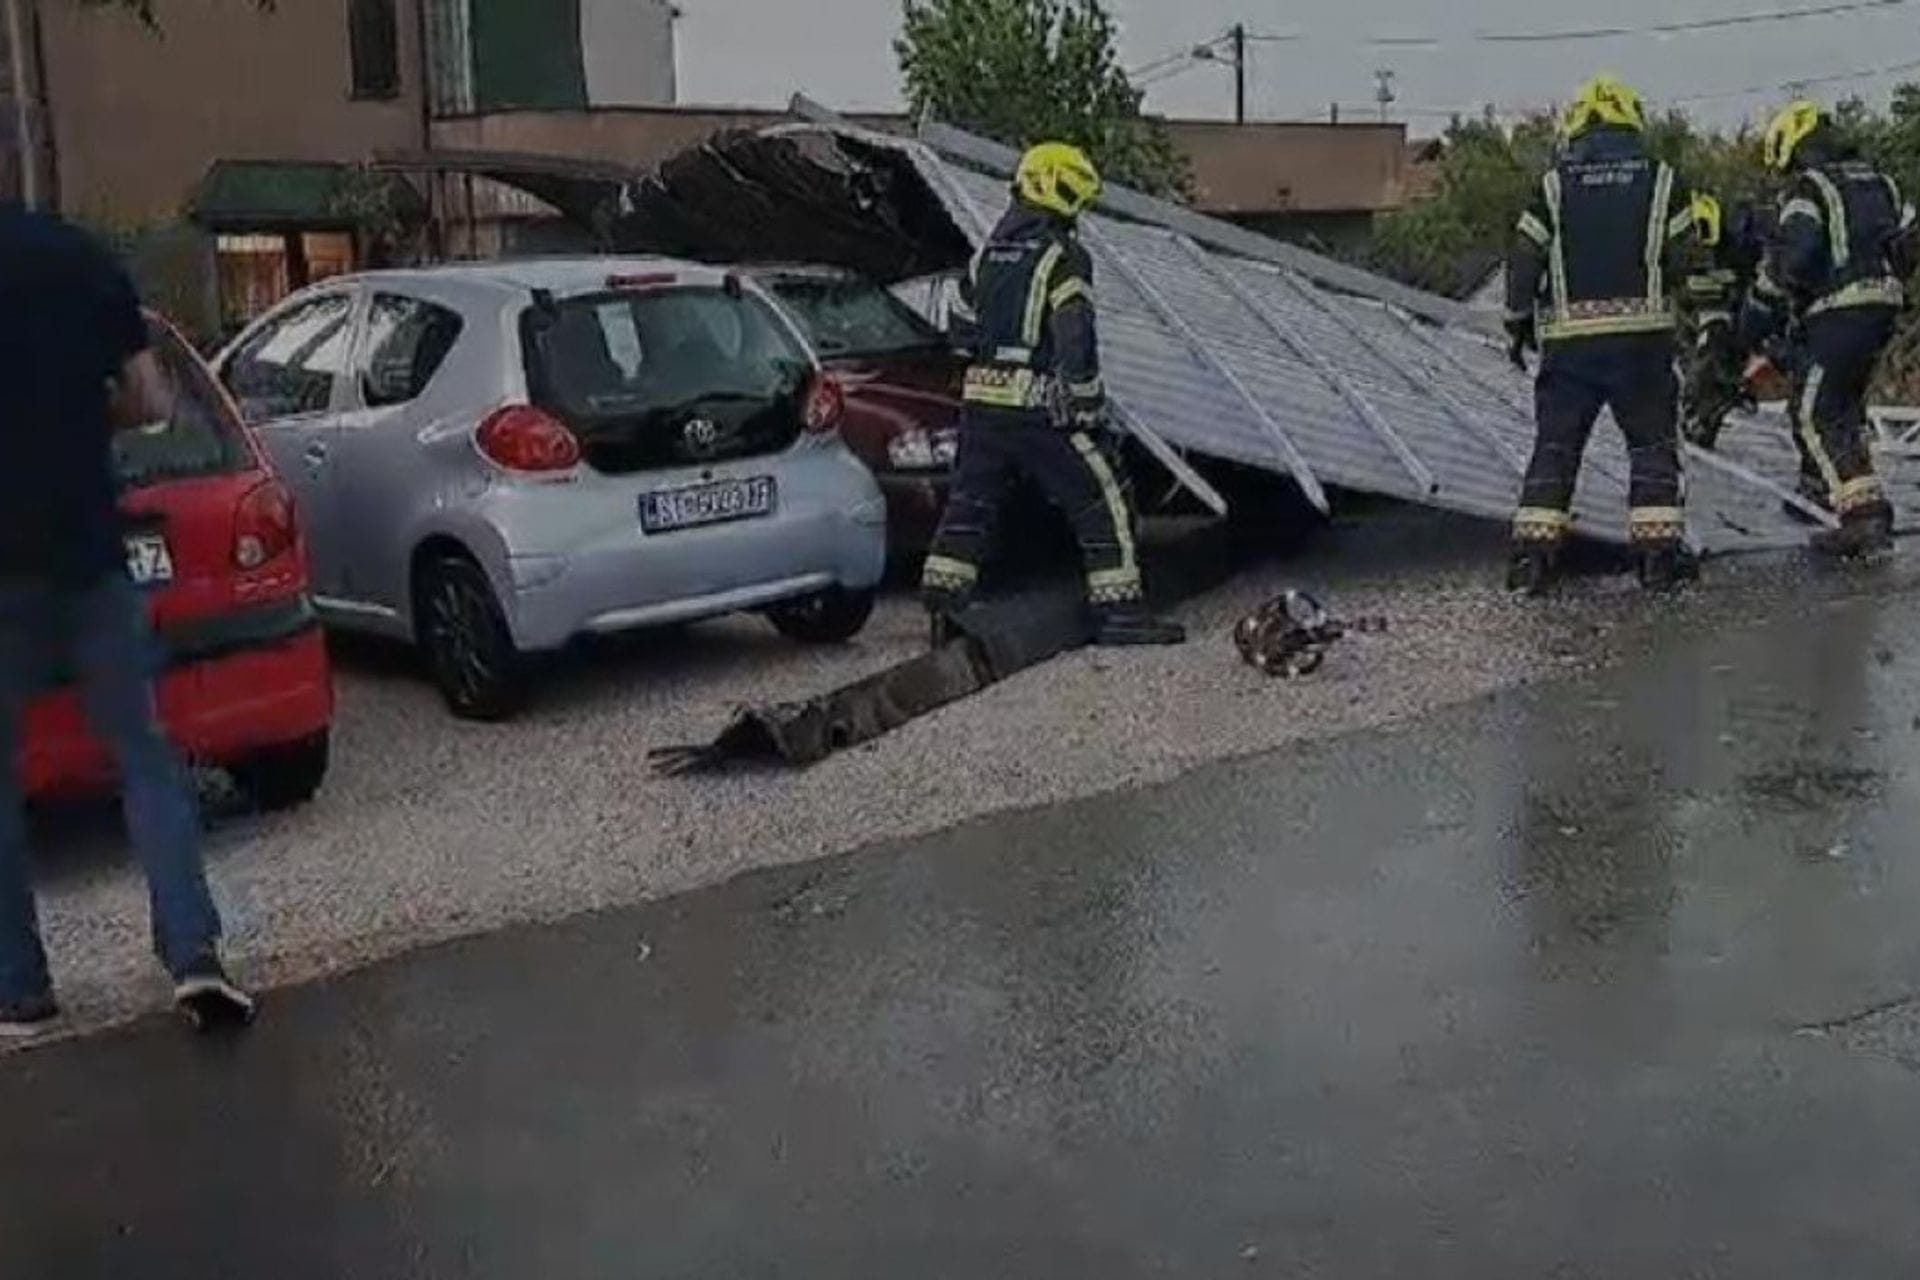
[417,554,527,721]
[766,586,877,645]
[230,731,330,812]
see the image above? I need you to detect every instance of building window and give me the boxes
[426,0,475,116]
[215,231,359,334]
[349,0,401,100]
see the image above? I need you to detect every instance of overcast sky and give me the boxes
[673,0,1920,133]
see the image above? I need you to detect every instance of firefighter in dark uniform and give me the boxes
[1504,76,1700,594]
[920,142,1185,646]
[1679,193,1766,449]
[1743,99,1917,555]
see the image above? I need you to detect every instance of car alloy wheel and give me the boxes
[419,556,526,721]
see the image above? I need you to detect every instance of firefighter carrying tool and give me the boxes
[1743,99,1917,557]
[920,142,1186,647]
[1504,75,1700,595]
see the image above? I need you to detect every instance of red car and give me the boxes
[755,267,966,563]
[22,315,333,810]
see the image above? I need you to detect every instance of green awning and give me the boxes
[190,160,426,230]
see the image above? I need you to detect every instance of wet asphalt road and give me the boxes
[8,584,1920,1276]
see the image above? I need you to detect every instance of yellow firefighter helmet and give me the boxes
[1014,142,1102,219]
[1563,75,1647,139]
[1764,100,1826,172]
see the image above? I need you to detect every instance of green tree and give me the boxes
[1363,88,1920,400]
[896,0,1188,197]
[1360,114,1555,295]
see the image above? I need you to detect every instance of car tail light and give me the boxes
[477,405,582,473]
[803,375,846,434]
[233,479,297,571]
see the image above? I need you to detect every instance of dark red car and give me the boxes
[22,315,333,810]
[755,267,966,563]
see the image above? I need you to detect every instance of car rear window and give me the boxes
[767,276,944,358]
[528,286,809,418]
[524,285,816,473]
[114,322,250,488]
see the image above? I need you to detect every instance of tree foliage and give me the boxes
[896,0,1188,197]
[1364,88,1920,397]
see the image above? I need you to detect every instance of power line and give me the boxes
[1669,52,1920,102]
[1474,0,1911,44]
[1127,30,1234,81]
[1301,55,1920,124]
[1217,1,1909,51]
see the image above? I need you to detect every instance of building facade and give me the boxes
[5,0,676,335]
[4,0,1407,335]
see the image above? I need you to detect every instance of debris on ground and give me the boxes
[1234,590,1349,679]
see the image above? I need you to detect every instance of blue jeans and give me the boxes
[0,573,221,1002]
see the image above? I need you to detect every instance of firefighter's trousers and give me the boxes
[1789,306,1897,517]
[921,408,1142,607]
[1513,333,1684,550]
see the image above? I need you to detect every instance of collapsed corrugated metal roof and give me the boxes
[878,116,1839,552]
[389,108,1920,553]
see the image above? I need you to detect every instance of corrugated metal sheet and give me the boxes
[898,124,1834,554]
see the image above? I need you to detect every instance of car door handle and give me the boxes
[304,441,329,465]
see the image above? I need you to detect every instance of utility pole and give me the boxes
[1231,22,1247,126]
[1373,68,1397,124]
[4,0,36,208]
[1192,24,1249,125]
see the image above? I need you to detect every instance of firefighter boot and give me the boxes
[1636,543,1701,592]
[922,588,971,648]
[1505,545,1560,597]
[1093,602,1187,647]
[1813,501,1895,560]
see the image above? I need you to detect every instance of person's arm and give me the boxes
[1888,176,1917,279]
[947,249,984,354]
[108,348,174,433]
[1774,179,1830,297]
[89,240,172,433]
[1046,241,1103,429]
[1505,177,1552,361]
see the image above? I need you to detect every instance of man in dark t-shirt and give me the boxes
[0,208,254,1037]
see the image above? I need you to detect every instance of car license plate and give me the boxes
[640,476,777,534]
[124,533,175,587]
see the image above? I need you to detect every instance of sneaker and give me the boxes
[173,964,256,1033]
[0,993,61,1040]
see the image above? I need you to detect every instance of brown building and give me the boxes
[3,0,676,334]
[423,108,1412,254]
[1,0,1408,333]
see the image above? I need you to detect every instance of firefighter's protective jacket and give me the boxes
[1506,126,1696,343]
[954,205,1104,428]
[1771,158,1914,315]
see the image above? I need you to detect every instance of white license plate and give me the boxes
[124,533,175,587]
[640,476,777,534]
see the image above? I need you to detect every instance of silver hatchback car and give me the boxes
[216,258,887,719]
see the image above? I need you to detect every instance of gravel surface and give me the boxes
[17,509,1913,1041]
